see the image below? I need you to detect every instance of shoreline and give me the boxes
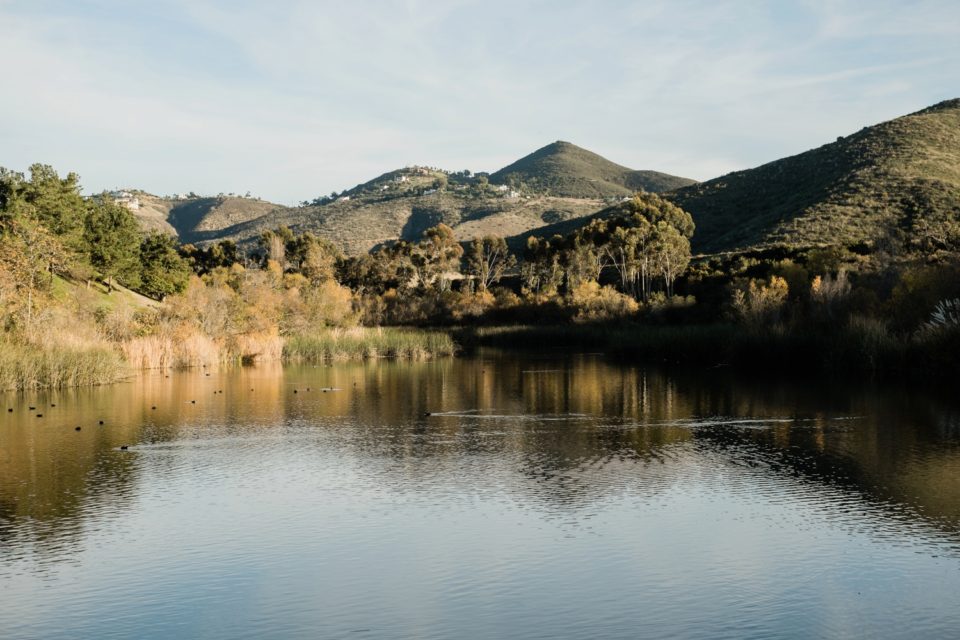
[3,318,957,391]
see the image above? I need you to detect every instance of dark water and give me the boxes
[1,351,959,639]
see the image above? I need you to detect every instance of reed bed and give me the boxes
[283,327,456,362]
[228,331,284,364]
[122,329,285,369]
[0,342,128,390]
[121,333,221,369]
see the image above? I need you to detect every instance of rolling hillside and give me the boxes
[130,193,283,244]
[490,141,696,197]
[204,191,604,255]
[130,141,692,254]
[126,102,960,260]
[670,99,960,255]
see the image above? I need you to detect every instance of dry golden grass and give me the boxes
[0,342,127,390]
[284,327,455,362]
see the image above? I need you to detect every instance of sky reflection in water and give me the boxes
[1,351,959,639]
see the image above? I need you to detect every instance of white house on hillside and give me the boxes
[111,190,141,211]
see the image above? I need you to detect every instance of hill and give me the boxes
[129,193,283,243]
[187,142,693,253]
[489,141,696,198]
[124,143,694,254]
[127,101,960,262]
[206,190,604,255]
[669,99,960,255]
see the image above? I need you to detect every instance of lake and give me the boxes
[1,351,959,639]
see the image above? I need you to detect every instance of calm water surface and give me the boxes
[1,351,959,639]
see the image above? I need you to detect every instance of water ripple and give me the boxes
[1,357,959,639]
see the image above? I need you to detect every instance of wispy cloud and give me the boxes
[2,0,958,202]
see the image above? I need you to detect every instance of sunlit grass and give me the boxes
[0,342,128,390]
[283,327,456,362]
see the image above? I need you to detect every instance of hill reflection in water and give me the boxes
[1,351,959,639]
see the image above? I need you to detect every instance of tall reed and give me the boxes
[121,332,221,369]
[122,329,286,369]
[0,342,127,390]
[283,327,456,362]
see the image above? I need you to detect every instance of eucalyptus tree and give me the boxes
[651,222,691,297]
[465,235,516,291]
[614,221,662,300]
[413,223,463,292]
[521,236,563,297]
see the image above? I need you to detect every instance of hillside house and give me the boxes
[111,190,141,211]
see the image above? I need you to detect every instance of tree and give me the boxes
[337,254,380,295]
[285,232,342,284]
[0,168,26,222]
[412,224,463,292]
[605,224,643,300]
[570,218,612,283]
[521,236,563,297]
[625,192,695,238]
[83,197,142,291]
[473,175,490,196]
[1,164,90,271]
[139,232,192,299]
[730,276,789,325]
[651,222,691,297]
[588,195,695,301]
[560,240,601,292]
[465,236,516,291]
[21,164,88,250]
[181,240,242,275]
[259,227,294,269]
[0,215,68,333]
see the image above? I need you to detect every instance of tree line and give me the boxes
[5,161,956,347]
[0,165,191,330]
[0,162,705,332]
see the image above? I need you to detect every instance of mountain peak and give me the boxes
[543,140,579,151]
[490,142,695,198]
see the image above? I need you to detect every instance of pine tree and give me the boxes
[139,232,191,299]
[83,196,142,291]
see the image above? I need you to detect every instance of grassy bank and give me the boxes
[0,327,456,390]
[125,327,456,368]
[0,342,128,391]
[283,327,457,362]
[457,321,960,381]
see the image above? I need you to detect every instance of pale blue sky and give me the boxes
[2,0,957,204]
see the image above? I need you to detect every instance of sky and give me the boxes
[2,0,958,205]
